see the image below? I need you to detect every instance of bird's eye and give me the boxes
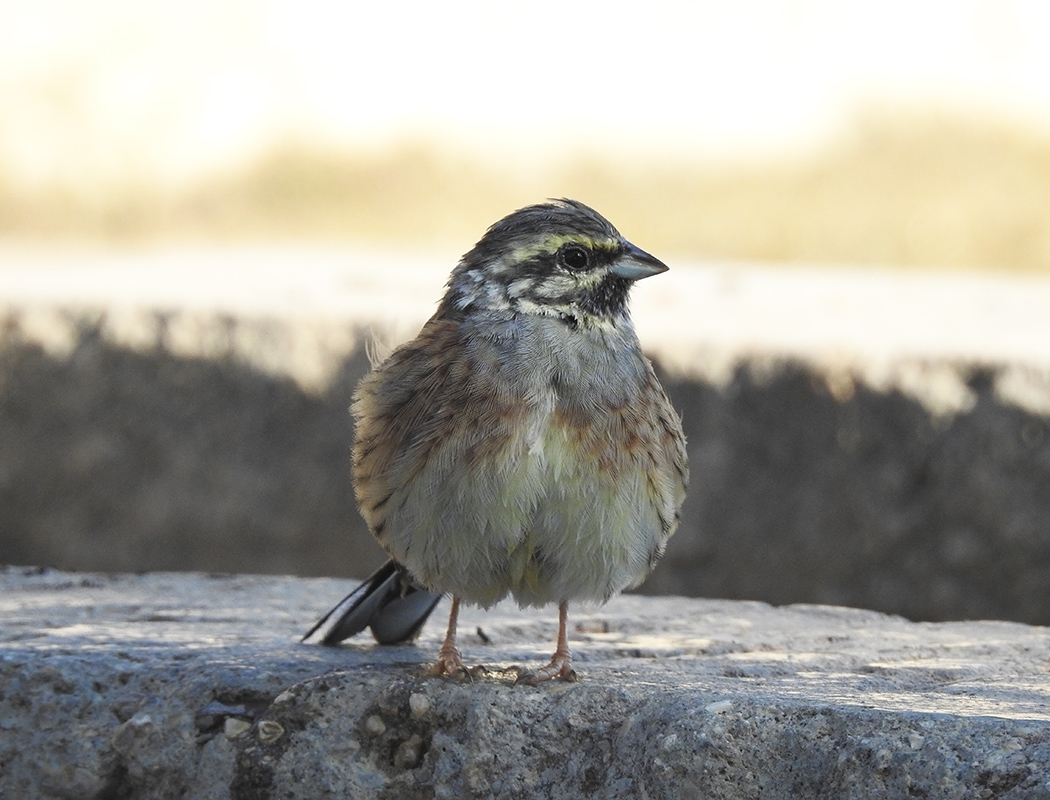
[558,245,590,271]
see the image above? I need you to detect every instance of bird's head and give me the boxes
[440,199,667,329]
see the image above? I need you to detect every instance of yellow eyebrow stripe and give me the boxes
[510,234,620,263]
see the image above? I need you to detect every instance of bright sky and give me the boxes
[2,0,1050,188]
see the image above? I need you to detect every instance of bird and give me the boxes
[303,198,688,683]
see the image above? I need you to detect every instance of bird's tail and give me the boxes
[302,560,443,645]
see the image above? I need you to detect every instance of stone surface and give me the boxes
[3,249,1050,624]
[3,568,1050,799]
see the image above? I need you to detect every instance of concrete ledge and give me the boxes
[3,568,1050,799]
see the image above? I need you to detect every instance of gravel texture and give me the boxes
[3,568,1050,799]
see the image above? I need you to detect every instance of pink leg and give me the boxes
[515,602,578,685]
[425,596,485,680]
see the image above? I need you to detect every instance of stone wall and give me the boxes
[3,307,1050,623]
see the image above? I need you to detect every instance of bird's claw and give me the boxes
[511,657,578,686]
[424,646,488,681]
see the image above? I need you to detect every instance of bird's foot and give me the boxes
[424,644,487,681]
[511,654,577,686]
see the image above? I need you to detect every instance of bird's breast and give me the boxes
[355,314,681,606]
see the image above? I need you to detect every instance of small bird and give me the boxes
[304,199,688,683]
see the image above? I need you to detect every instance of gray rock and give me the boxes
[3,568,1050,799]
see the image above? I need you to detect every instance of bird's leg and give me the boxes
[515,601,578,685]
[425,596,485,679]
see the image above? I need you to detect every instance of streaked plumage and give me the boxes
[304,199,688,682]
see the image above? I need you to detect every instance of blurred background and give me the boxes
[3,0,1050,266]
[3,0,1050,625]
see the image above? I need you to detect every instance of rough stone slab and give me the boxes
[3,567,1050,799]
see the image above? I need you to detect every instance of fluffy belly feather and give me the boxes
[384,409,665,608]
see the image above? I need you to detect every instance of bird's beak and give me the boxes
[610,242,669,281]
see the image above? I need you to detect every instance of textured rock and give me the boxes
[3,568,1050,799]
